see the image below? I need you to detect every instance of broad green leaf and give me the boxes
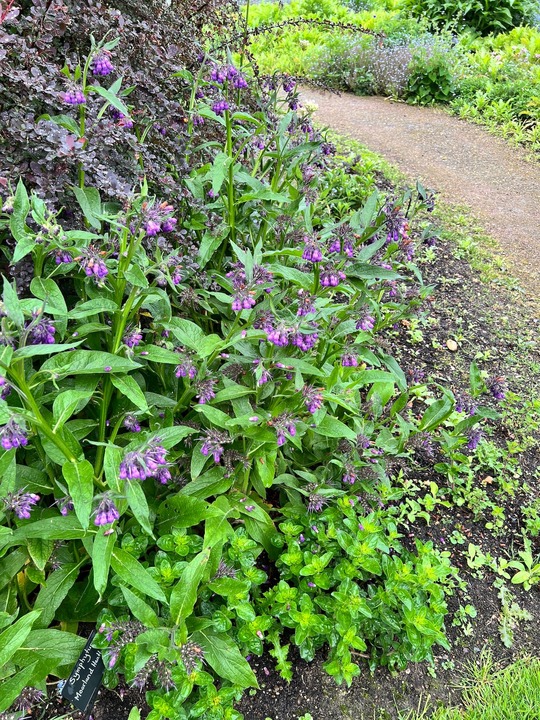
[12,629,86,670]
[272,264,312,290]
[89,84,130,117]
[104,445,123,493]
[9,179,32,251]
[72,186,102,230]
[92,527,116,598]
[418,398,454,432]
[34,562,82,629]
[40,350,141,377]
[0,451,16,496]
[7,516,88,545]
[194,404,230,429]
[111,548,166,602]
[313,415,357,441]
[158,494,210,528]
[39,113,80,135]
[110,374,148,412]
[27,538,54,572]
[120,586,159,628]
[2,277,24,328]
[127,708,141,720]
[170,549,210,625]
[213,385,253,403]
[62,460,94,529]
[0,550,27,591]
[147,425,198,450]
[53,390,94,430]
[67,298,117,318]
[0,610,41,667]
[0,661,41,712]
[192,630,258,688]
[203,496,236,548]
[210,152,232,194]
[14,342,82,359]
[126,481,154,536]
[136,346,180,364]
[166,318,205,353]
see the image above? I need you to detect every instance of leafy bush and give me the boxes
[403,0,538,35]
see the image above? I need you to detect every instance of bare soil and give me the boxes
[300,88,540,299]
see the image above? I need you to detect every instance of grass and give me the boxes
[400,653,540,719]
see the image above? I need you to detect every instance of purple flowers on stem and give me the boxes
[123,414,141,433]
[212,100,230,116]
[94,494,120,526]
[123,328,143,348]
[119,439,170,483]
[3,489,39,519]
[466,428,484,450]
[341,353,358,367]
[320,266,346,288]
[302,385,323,414]
[91,52,114,76]
[201,429,231,463]
[175,356,197,380]
[0,418,28,450]
[142,201,176,236]
[302,237,323,263]
[27,313,55,344]
[272,413,298,447]
[195,378,217,405]
[488,375,506,401]
[0,375,11,400]
[63,87,85,105]
[79,246,108,282]
[232,289,256,312]
[356,313,375,332]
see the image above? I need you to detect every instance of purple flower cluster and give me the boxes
[175,356,197,380]
[488,375,507,401]
[201,429,231,463]
[123,414,141,432]
[302,236,323,263]
[320,266,346,287]
[119,439,171,483]
[356,312,375,331]
[195,378,217,404]
[110,108,134,129]
[342,352,358,367]
[91,52,114,76]
[94,494,120,526]
[59,496,74,516]
[307,493,327,513]
[291,331,318,352]
[212,99,230,116]
[3,489,39,519]
[142,201,176,236]
[272,412,298,447]
[0,375,11,400]
[283,77,296,93]
[123,327,143,348]
[454,391,477,415]
[210,64,248,89]
[0,418,28,450]
[296,289,316,317]
[78,246,108,281]
[232,289,256,312]
[63,87,85,105]
[27,315,55,345]
[302,385,323,414]
[466,428,484,450]
[54,250,73,264]
[342,464,358,485]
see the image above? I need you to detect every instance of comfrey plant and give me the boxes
[0,36,493,720]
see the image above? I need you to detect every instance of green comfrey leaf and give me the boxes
[72,186,102,230]
[170,548,210,626]
[418,397,454,432]
[62,460,94,529]
[120,585,159,628]
[110,375,148,412]
[40,350,141,378]
[125,480,154,537]
[33,561,83,629]
[2,277,24,328]
[191,629,259,689]
[110,548,166,603]
[92,527,116,599]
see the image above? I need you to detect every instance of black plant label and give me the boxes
[61,631,105,713]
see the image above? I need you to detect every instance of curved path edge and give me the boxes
[300,88,540,297]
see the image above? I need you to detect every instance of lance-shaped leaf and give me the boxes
[170,548,210,626]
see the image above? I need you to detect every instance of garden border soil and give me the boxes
[299,88,540,305]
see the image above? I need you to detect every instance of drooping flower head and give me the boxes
[78,246,108,282]
[175,356,197,380]
[2,489,39,519]
[27,312,55,345]
[0,418,28,450]
[141,201,176,237]
[123,414,141,433]
[119,439,170,482]
[94,494,120,526]
[91,52,114,76]
[194,378,217,405]
[200,429,231,464]
[302,385,323,414]
[271,412,298,447]
[123,327,143,348]
[63,86,85,105]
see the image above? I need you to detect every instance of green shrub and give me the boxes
[403,0,538,35]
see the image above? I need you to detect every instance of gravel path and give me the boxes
[301,88,540,296]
